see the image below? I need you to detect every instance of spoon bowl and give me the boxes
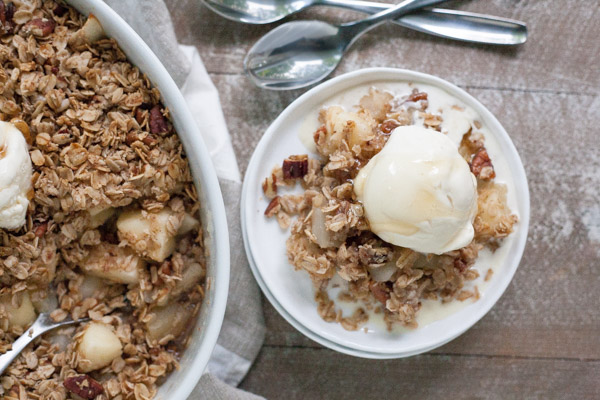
[204,0,528,45]
[203,0,311,24]
[245,21,344,90]
[244,0,451,90]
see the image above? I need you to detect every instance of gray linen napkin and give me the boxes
[104,0,266,398]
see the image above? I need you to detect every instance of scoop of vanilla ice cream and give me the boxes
[354,125,477,254]
[0,121,33,230]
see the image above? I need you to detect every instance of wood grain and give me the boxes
[167,0,600,397]
[240,347,600,399]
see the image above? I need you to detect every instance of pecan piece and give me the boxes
[125,132,138,145]
[369,281,391,305]
[149,105,169,134]
[63,375,104,399]
[134,108,145,125]
[264,196,281,217]
[454,258,468,273]
[262,173,278,198]
[53,4,68,17]
[406,89,428,103]
[380,119,400,134]
[282,155,308,179]
[22,18,55,37]
[34,221,48,237]
[470,149,495,180]
[142,134,157,146]
[0,2,15,34]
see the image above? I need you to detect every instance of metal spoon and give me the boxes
[244,0,451,90]
[0,313,89,375]
[204,0,527,46]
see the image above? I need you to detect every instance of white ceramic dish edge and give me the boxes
[67,1,231,398]
[241,68,530,358]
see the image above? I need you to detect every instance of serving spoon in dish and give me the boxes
[204,0,527,46]
[244,0,451,90]
[0,313,89,375]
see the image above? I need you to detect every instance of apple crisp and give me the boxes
[0,2,206,399]
[264,87,518,331]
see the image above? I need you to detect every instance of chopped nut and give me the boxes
[22,18,55,37]
[34,222,48,237]
[406,90,428,103]
[380,119,400,134]
[262,173,278,198]
[0,2,15,34]
[53,4,68,17]
[282,154,308,179]
[264,196,281,217]
[149,105,169,134]
[454,258,468,273]
[63,375,104,399]
[470,149,496,179]
[369,281,391,304]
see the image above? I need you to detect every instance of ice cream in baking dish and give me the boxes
[263,82,518,331]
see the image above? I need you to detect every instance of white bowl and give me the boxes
[67,1,231,397]
[241,68,530,358]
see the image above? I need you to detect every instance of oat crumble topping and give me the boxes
[0,2,207,399]
[264,87,518,331]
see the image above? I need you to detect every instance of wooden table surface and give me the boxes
[168,0,600,398]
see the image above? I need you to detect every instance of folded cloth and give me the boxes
[104,0,266,398]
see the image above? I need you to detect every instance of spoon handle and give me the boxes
[340,0,450,43]
[0,313,86,375]
[317,0,526,45]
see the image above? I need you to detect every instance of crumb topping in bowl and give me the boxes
[0,2,207,399]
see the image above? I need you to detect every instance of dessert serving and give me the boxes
[0,2,209,399]
[262,83,518,331]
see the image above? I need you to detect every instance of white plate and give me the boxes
[241,68,529,357]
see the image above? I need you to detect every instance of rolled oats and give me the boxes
[0,2,207,399]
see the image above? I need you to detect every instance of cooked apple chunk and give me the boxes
[88,206,115,228]
[317,106,377,156]
[0,292,37,330]
[475,181,518,242]
[117,208,182,262]
[145,302,191,343]
[77,322,123,373]
[177,213,200,236]
[82,243,144,284]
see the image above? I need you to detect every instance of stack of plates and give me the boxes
[241,69,530,358]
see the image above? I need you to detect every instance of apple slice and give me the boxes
[177,213,199,236]
[117,208,180,262]
[82,243,144,284]
[0,292,37,330]
[69,14,106,47]
[88,206,115,229]
[76,322,122,373]
[145,302,191,342]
